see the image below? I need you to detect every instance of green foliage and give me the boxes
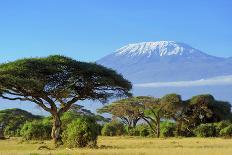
[101,121,125,136]
[0,55,132,104]
[214,121,231,136]
[98,97,143,128]
[61,111,80,130]
[181,95,232,137]
[62,116,99,148]
[210,101,232,121]
[127,124,150,137]
[138,125,150,137]
[61,106,109,131]
[20,120,52,140]
[126,126,140,136]
[0,108,42,137]
[220,125,232,137]
[160,121,176,137]
[193,123,216,137]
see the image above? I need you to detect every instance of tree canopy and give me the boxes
[97,97,144,129]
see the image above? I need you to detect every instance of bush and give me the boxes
[214,121,231,136]
[194,123,216,137]
[101,121,125,136]
[0,108,42,137]
[61,111,80,130]
[62,116,99,148]
[136,124,150,137]
[220,125,232,137]
[4,126,21,137]
[126,124,150,137]
[20,120,52,140]
[160,121,176,137]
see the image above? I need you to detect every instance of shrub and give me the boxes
[194,123,216,137]
[126,126,140,136]
[136,124,150,137]
[214,121,231,136]
[62,116,99,148]
[101,121,125,136]
[61,111,80,130]
[0,108,42,137]
[4,126,21,137]
[126,124,150,137]
[220,125,232,137]
[160,121,176,137]
[20,120,52,140]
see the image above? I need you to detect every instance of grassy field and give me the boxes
[1,136,232,155]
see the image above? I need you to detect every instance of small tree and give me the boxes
[139,95,182,138]
[98,98,143,131]
[0,55,132,145]
[138,96,163,138]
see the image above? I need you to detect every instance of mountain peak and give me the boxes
[116,41,199,57]
[97,41,232,83]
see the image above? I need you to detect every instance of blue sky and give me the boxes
[0,0,232,114]
[0,0,232,63]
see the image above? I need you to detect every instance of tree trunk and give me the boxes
[157,119,160,138]
[51,114,62,146]
[176,119,183,136]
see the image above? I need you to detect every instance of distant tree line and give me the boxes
[98,94,232,138]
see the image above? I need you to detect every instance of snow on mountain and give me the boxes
[97,41,232,83]
[116,41,204,57]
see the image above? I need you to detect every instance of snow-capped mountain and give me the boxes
[116,41,207,57]
[97,41,232,83]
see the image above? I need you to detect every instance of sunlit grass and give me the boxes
[0,136,232,155]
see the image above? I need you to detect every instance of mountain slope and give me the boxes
[97,41,232,83]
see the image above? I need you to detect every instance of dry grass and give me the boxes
[0,136,232,155]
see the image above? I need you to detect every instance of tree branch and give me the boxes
[58,97,80,114]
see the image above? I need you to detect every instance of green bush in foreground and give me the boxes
[214,121,231,136]
[160,121,176,137]
[101,121,125,136]
[126,124,150,137]
[194,123,216,137]
[136,124,150,137]
[62,116,99,148]
[20,120,52,140]
[220,125,232,137]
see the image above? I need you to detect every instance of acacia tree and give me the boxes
[0,55,132,144]
[182,94,232,135]
[98,96,169,137]
[160,94,184,136]
[138,96,163,138]
[98,97,143,130]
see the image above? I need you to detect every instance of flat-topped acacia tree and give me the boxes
[0,55,132,144]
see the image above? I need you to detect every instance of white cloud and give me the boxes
[134,75,232,88]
